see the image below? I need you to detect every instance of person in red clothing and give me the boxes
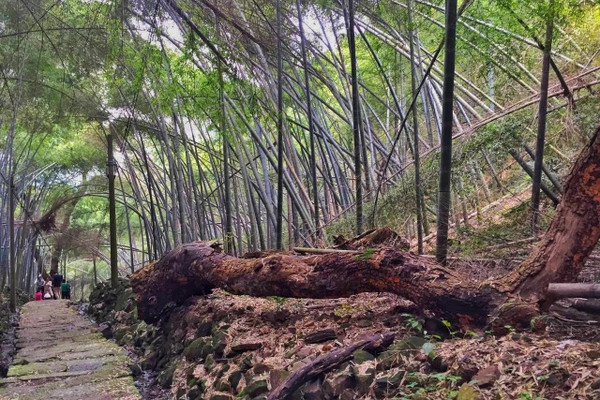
[35,291,43,301]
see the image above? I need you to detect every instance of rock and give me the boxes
[324,370,355,397]
[253,363,271,375]
[98,323,113,339]
[269,369,290,389]
[471,365,500,388]
[243,379,269,397]
[114,287,134,312]
[210,393,234,400]
[212,331,228,357]
[356,319,372,327]
[188,384,204,400]
[239,355,253,373]
[376,350,402,371]
[183,338,211,361]
[141,352,158,370]
[587,350,600,360]
[391,336,427,352]
[261,309,291,323]
[204,354,215,372]
[157,362,177,387]
[214,379,233,393]
[355,369,375,394]
[228,370,244,391]
[352,349,375,363]
[303,380,325,400]
[373,373,403,397]
[457,383,480,400]
[230,341,262,354]
[197,321,213,337]
[113,326,129,343]
[129,363,143,377]
[216,363,231,379]
[340,388,356,400]
[304,329,336,344]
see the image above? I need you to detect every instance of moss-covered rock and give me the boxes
[228,369,244,392]
[242,379,269,397]
[114,326,130,343]
[115,288,134,312]
[269,369,290,389]
[183,338,211,361]
[210,393,234,400]
[157,362,177,387]
[353,349,375,363]
[373,372,403,398]
[214,378,233,393]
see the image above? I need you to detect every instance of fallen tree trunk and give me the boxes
[267,333,394,400]
[572,299,600,314]
[131,128,600,331]
[547,283,600,299]
[131,241,504,326]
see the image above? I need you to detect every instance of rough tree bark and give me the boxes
[131,128,600,331]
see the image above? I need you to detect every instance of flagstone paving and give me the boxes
[0,300,141,400]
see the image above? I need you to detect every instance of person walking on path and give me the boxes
[35,274,45,296]
[61,280,71,300]
[51,272,63,300]
[44,279,53,299]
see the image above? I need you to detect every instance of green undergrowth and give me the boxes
[325,96,600,254]
[448,199,554,258]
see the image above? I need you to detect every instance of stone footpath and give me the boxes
[0,300,141,400]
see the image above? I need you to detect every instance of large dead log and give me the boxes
[131,242,504,326]
[131,127,600,330]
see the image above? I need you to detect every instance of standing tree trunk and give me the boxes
[9,176,16,312]
[296,0,320,240]
[218,17,234,254]
[531,0,555,235]
[436,0,458,265]
[275,0,285,250]
[348,0,363,235]
[408,0,424,255]
[107,134,119,288]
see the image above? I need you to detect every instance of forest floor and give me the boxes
[87,270,600,399]
[0,300,141,400]
[83,190,600,399]
[160,288,600,399]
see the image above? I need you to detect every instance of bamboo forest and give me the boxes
[0,0,599,399]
